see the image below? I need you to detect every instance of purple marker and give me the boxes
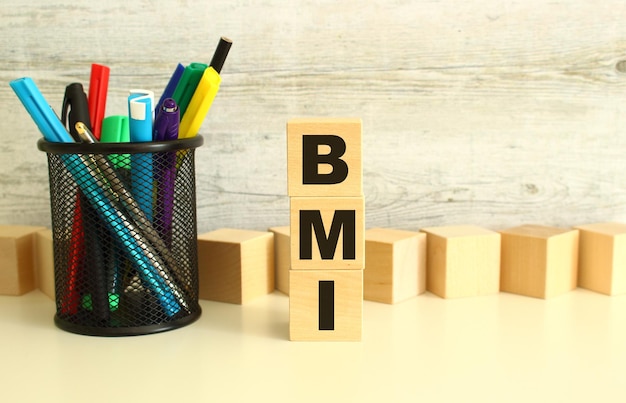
[153,98,180,141]
[153,98,179,246]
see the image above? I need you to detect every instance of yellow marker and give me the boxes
[178,37,232,138]
[178,66,221,139]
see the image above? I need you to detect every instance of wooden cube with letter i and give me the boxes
[287,117,364,341]
[289,269,363,341]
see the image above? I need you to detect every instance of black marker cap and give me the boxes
[209,37,233,74]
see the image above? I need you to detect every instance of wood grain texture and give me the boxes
[0,225,46,295]
[576,222,626,295]
[500,225,579,298]
[268,225,290,295]
[197,228,274,304]
[364,227,426,304]
[2,1,626,233]
[422,225,501,298]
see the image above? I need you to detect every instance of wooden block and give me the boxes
[0,225,46,296]
[33,229,55,300]
[421,225,501,298]
[268,226,290,295]
[289,269,362,341]
[500,225,579,299]
[197,228,275,304]
[287,118,362,197]
[576,222,626,295]
[290,196,364,270]
[364,228,426,304]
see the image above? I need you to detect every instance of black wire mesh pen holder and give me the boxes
[38,136,203,336]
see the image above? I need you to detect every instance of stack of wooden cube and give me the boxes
[287,118,364,341]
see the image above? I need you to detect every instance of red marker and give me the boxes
[63,196,84,315]
[87,63,110,139]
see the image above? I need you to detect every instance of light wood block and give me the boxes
[500,225,579,299]
[290,196,364,270]
[289,269,362,341]
[287,118,362,197]
[198,228,274,304]
[364,228,426,304]
[33,229,55,300]
[576,222,626,295]
[268,226,290,295]
[421,225,501,299]
[0,225,46,296]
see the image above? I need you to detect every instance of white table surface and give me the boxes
[2,289,626,402]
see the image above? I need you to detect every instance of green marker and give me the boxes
[171,62,207,118]
[82,293,120,312]
[101,115,130,169]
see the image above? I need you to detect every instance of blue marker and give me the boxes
[156,63,185,113]
[9,77,74,143]
[128,90,154,222]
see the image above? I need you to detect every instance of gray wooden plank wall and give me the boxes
[1,0,626,234]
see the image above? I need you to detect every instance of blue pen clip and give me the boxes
[9,77,74,143]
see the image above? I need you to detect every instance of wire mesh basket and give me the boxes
[38,136,203,336]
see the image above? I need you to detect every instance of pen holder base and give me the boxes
[39,136,203,336]
[54,307,202,337]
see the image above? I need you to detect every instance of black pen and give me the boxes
[61,83,92,141]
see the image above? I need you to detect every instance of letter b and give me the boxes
[287,118,362,197]
[302,135,349,185]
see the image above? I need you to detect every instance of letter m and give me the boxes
[299,210,356,260]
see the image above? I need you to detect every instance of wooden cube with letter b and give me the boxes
[287,118,362,197]
[287,117,364,341]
